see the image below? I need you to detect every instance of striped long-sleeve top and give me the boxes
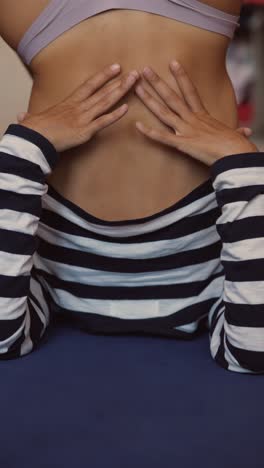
[0,123,264,374]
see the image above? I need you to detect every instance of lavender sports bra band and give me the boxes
[17,0,240,65]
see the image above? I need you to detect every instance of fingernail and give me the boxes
[135,85,144,95]
[127,74,137,85]
[111,63,121,71]
[170,60,180,70]
[143,67,154,78]
[136,121,144,130]
[17,112,27,121]
[130,70,139,78]
[127,75,136,84]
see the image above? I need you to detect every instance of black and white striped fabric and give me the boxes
[0,124,264,374]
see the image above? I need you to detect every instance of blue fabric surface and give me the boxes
[1,319,263,468]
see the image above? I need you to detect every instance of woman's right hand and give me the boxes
[17,64,139,152]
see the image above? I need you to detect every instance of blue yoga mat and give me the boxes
[1,318,263,468]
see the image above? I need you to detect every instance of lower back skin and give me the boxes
[8,5,242,220]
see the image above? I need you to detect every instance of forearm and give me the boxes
[209,151,264,373]
[0,124,58,359]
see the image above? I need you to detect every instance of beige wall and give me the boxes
[0,38,32,136]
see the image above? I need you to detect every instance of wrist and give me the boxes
[214,141,259,161]
[5,123,59,171]
[20,121,59,151]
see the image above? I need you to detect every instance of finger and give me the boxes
[135,84,184,131]
[84,71,139,110]
[141,67,191,119]
[169,61,207,113]
[87,70,139,109]
[88,73,139,120]
[139,73,168,104]
[17,112,30,122]
[88,104,128,135]
[71,63,122,102]
[139,70,184,103]
[237,127,253,138]
[85,77,123,109]
[135,121,183,149]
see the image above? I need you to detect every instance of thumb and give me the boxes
[17,112,30,123]
[237,127,253,138]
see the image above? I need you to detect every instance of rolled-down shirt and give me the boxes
[0,123,264,374]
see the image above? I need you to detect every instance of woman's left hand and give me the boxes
[135,61,258,167]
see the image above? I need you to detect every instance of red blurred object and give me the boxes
[239,0,262,126]
[244,0,264,4]
[238,102,254,126]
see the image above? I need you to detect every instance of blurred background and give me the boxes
[0,0,264,145]
[227,0,264,145]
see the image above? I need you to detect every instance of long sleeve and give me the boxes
[0,123,58,359]
[208,151,264,374]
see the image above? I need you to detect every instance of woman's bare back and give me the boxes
[0,0,242,221]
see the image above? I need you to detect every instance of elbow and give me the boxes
[212,333,264,374]
[0,301,49,360]
[0,348,24,360]
[227,340,264,374]
[211,314,264,374]
[213,351,264,374]
[0,313,29,360]
[0,336,34,360]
